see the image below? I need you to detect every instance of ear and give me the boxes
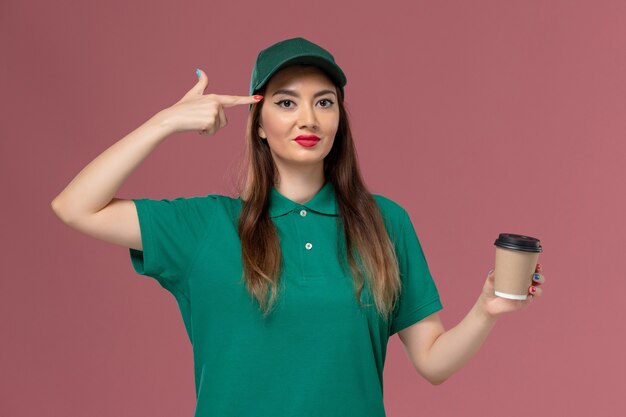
[258,125,267,139]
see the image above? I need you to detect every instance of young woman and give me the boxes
[52,37,545,416]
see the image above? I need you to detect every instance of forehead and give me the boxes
[265,65,335,91]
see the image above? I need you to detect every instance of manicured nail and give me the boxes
[530,286,537,293]
[196,68,201,78]
[537,263,542,271]
[253,95,263,101]
[533,273,540,281]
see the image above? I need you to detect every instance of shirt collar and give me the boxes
[269,180,338,218]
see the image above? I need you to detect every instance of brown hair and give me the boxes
[236,65,402,322]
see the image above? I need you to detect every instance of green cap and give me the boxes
[249,37,347,99]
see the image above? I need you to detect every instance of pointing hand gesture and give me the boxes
[160,68,263,136]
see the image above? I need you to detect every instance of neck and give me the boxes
[273,163,326,205]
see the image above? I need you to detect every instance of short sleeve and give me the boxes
[389,208,443,336]
[129,196,216,299]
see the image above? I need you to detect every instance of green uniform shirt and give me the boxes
[129,180,443,417]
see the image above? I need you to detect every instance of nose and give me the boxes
[298,102,319,130]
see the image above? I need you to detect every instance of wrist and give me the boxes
[149,109,177,137]
[475,296,501,324]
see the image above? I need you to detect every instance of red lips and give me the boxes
[294,135,320,141]
[294,134,321,148]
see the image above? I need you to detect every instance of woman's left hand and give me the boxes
[478,263,545,319]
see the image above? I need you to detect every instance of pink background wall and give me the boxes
[2,0,624,416]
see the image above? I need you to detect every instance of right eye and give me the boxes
[275,99,294,108]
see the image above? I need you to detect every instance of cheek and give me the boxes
[260,111,291,137]
[326,116,340,139]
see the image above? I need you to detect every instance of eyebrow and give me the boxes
[272,89,337,98]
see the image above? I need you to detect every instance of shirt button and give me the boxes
[300,209,307,217]
[305,242,313,250]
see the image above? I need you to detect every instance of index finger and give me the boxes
[214,94,263,107]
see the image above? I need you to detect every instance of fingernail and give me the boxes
[253,95,263,100]
[537,263,542,271]
[530,286,537,293]
[533,273,540,281]
[196,68,201,78]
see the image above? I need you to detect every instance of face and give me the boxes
[258,65,340,172]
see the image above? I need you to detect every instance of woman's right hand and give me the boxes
[158,68,263,136]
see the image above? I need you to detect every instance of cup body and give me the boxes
[494,247,540,299]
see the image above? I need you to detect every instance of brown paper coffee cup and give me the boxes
[493,233,542,300]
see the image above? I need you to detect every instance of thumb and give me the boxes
[192,68,208,95]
